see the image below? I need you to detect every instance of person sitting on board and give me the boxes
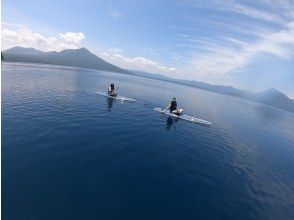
[165,97,183,115]
[108,83,117,97]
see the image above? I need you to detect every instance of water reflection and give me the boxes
[166,116,178,131]
[107,97,115,111]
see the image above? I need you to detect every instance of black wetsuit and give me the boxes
[108,84,116,96]
[170,100,177,113]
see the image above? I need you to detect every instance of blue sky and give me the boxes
[2,0,294,97]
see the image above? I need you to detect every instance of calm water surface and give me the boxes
[2,62,294,220]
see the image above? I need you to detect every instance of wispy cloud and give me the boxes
[173,0,294,84]
[184,0,289,24]
[108,3,122,19]
[101,51,178,76]
[183,21,294,79]
[108,48,124,53]
[220,2,286,24]
[109,9,122,19]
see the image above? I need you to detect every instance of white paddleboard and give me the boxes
[154,107,211,125]
[95,91,136,102]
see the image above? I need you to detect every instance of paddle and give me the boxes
[164,103,170,113]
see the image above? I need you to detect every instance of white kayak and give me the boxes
[95,91,136,102]
[154,107,211,125]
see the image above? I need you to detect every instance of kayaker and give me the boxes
[165,97,183,115]
[108,83,117,96]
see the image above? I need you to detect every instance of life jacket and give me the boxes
[170,100,177,112]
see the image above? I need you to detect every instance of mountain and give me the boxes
[129,70,294,113]
[2,46,126,73]
[252,88,294,111]
[182,82,294,112]
[2,46,294,113]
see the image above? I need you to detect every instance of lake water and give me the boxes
[2,62,294,220]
